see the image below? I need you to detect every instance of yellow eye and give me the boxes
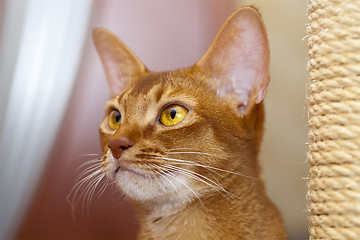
[160,105,188,127]
[108,110,121,130]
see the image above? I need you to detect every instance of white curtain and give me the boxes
[0,0,93,238]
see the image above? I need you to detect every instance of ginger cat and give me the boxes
[93,7,287,239]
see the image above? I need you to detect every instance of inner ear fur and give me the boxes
[196,7,270,116]
[93,28,147,95]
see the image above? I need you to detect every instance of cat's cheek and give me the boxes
[101,150,119,181]
[102,161,117,181]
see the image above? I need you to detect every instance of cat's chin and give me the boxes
[102,151,200,205]
[112,169,196,204]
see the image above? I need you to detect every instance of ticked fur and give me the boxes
[92,7,287,239]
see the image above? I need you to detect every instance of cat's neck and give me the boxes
[135,194,228,239]
[136,199,215,239]
[134,175,266,239]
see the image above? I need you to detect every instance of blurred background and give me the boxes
[0,0,308,239]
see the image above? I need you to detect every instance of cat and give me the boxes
[93,6,287,239]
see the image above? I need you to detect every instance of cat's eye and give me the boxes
[160,105,188,127]
[108,110,121,130]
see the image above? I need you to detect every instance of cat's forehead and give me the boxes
[129,72,167,97]
[105,70,210,111]
[120,70,210,103]
[122,72,170,105]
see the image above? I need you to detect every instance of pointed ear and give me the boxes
[197,7,270,116]
[93,28,146,95]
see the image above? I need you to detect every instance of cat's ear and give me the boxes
[93,28,146,95]
[196,7,269,116]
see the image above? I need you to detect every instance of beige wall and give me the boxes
[236,0,309,238]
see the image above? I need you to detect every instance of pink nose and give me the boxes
[108,136,134,159]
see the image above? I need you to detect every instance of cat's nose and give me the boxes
[108,136,134,159]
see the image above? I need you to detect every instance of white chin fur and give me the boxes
[103,150,197,204]
[114,170,195,204]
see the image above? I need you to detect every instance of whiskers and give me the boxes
[67,154,109,215]
[67,149,255,215]
[155,164,206,207]
[144,148,256,202]
[164,148,255,179]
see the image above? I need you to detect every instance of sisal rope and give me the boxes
[308,0,360,239]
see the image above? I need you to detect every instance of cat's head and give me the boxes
[94,7,269,205]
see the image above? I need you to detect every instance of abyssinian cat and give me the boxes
[93,7,287,239]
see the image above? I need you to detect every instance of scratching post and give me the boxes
[307,0,360,239]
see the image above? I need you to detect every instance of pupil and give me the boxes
[115,113,121,122]
[170,109,177,119]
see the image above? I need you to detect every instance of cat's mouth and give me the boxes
[114,164,176,179]
[114,165,147,177]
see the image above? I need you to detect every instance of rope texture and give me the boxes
[308,0,360,239]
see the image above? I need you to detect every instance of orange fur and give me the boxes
[94,7,287,239]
